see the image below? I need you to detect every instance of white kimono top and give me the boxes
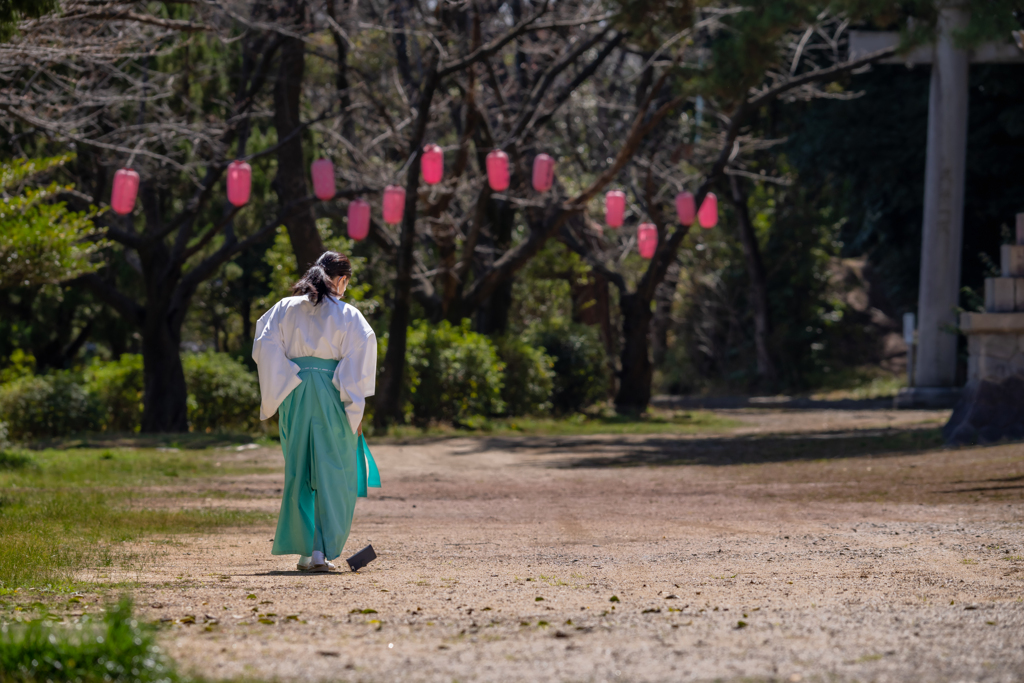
[252,295,377,432]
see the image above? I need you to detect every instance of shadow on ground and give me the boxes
[454,427,947,468]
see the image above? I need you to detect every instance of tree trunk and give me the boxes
[728,175,778,385]
[474,199,516,335]
[571,271,615,398]
[34,289,94,371]
[565,220,616,398]
[140,304,189,433]
[325,0,354,141]
[375,166,421,427]
[614,291,653,413]
[476,282,513,335]
[375,61,440,429]
[651,258,680,366]
[273,27,324,273]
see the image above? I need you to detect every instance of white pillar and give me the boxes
[914,5,971,388]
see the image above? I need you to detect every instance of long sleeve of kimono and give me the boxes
[252,305,303,420]
[332,314,377,433]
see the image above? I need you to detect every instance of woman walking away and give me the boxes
[253,251,380,573]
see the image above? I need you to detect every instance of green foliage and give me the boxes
[527,320,608,414]
[0,349,34,384]
[84,354,144,432]
[0,352,259,438]
[0,155,106,289]
[0,372,99,440]
[786,65,1024,315]
[404,320,506,424]
[953,0,1024,47]
[509,240,582,334]
[182,352,261,432]
[493,336,554,416]
[0,419,28,470]
[0,597,179,683]
[669,164,858,392]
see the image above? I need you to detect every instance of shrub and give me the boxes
[0,597,180,683]
[0,349,35,384]
[527,320,609,414]
[183,351,261,432]
[493,336,554,416]
[84,354,144,432]
[0,419,31,469]
[405,320,505,423]
[0,352,260,438]
[0,372,99,439]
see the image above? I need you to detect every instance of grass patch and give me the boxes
[381,408,739,440]
[0,446,275,592]
[2,446,272,490]
[25,431,260,451]
[0,597,179,683]
[0,450,33,470]
[808,366,906,401]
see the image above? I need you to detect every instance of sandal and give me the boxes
[297,560,337,572]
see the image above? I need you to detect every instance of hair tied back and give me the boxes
[291,251,353,305]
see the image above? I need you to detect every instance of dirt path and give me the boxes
[118,409,1023,683]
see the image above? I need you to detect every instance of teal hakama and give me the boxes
[271,356,380,561]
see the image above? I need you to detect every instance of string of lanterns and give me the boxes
[109,145,718,258]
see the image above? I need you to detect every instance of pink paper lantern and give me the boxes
[311,158,336,201]
[383,185,406,225]
[110,168,140,215]
[347,198,370,241]
[675,191,695,226]
[532,153,555,192]
[422,144,444,185]
[698,192,718,228]
[486,149,510,191]
[638,223,658,259]
[226,160,252,207]
[605,190,626,228]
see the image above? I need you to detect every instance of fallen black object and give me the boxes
[346,544,377,572]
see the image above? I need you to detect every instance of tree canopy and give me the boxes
[0,0,1021,431]
[0,154,105,289]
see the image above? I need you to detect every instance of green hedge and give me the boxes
[0,352,259,438]
[493,335,554,416]
[527,320,608,414]
[0,372,99,440]
[405,320,505,424]
[183,352,261,432]
[85,354,144,432]
[0,320,607,437]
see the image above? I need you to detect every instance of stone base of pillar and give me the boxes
[944,228,1024,444]
[944,373,1024,444]
[946,316,1024,443]
[894,386,962,409]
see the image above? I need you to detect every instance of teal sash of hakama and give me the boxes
[272,356,380,560]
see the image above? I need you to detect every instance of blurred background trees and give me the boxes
[0,0,1021,435]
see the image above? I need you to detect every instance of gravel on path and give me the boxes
[118,409,1023,683]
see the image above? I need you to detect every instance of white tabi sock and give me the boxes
[299,555,312,566]
[312,550,325,565]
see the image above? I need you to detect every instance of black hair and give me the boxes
[291,251,353,305]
